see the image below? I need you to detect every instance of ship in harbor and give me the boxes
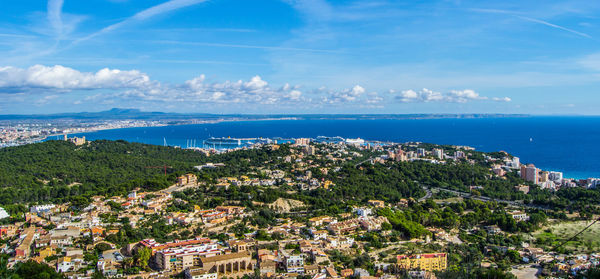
[202,137,272,149]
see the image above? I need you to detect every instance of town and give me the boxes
[0,137,599,279]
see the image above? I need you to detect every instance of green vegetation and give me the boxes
[0,140,209,205]
[534,221,600,253]
[0,256,64,279]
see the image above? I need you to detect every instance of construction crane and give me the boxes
[145,165,172,176]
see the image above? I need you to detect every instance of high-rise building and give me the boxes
[416,148,426,157]
[454,151,465,159]
[539,171,549,183]
[302,146,315,156]
[294,138,311,146]
[512,157,520,168]
[395,150,407,162]
[520,164,538,183]
[432,149,443,160]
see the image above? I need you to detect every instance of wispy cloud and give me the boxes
[470,8,592,39]
[47,0,64,39]
[72,0,208,45]
[150,27,258,33]
[143,40,342,53]
[516,15,592,39]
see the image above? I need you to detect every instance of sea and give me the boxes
[65,116,600,179]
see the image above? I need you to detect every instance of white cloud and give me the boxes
[0,65,153,91]
[321,85,366,103]
[0,64,512,108]
[396,88,443,102]
[394,88,509,103]
[492,97,512,102]
[117,73,311,105]
[447,89,487,102]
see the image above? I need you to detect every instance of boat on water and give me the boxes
[314,136,345,144]
[202,137,272,149]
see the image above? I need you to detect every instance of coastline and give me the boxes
[63,117,600,180]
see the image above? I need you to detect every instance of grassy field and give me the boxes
[534,220,600,253]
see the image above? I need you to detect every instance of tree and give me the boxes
[134,247,152,270]
[12,260,65,279]
[95,243,112,253]
[122,257,134,269]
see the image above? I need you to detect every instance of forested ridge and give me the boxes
[0,140,208,204]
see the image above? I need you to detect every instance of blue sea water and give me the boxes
[67,117,600,179]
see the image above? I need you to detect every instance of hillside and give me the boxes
[0,140,208,205]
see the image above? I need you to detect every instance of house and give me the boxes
[308,216,335,227]
[185,268,218,279]
[485,225,502,235]
[305,265,319,275]
[50,235,73,248]
[359,216,388,231]
[56,257,73,273]
[354,268,369,277]
[311,230,328,240]
[311,249,329,265]
[509,211,530,222]
[325,267,338,278]
[39,246,55,259]
[340,269,353,277]
[368,200,385,208]
[260,260,277,275]
[97,259,119,277]
[65,248,84,257]
[280,249,304,273]
[354,208,372,217]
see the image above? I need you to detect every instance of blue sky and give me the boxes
[0,0,599,114]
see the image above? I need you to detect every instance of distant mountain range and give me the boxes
[0,108,529,121]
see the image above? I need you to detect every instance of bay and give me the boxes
[68,116,600,179]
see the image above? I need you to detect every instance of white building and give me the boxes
[280,250,304,273]
[30,204,56,214]
[432,149,443,160]
[0,207,9,219]
[549,171,563,182]
[510,157,520,168]
[454,151,465,159]
[354,207,372,217]
[56,257,73,273]
[185,268,218,279]
[586,178,600,189]
[509,211,530,222]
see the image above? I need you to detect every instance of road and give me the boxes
[426,186,547,209]
[418,187,432,202]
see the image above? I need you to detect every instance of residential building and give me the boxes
[155,243,221,271]
[280,249,304,273]
[509,211,530,222]
[520,164,539,183]
[432,149,443,160]
[396,253,447,272]
[185,268,218,279]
